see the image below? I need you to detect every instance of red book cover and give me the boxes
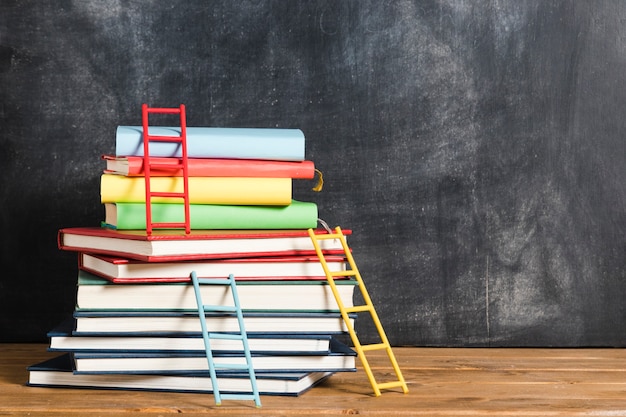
[59,227,351,262]
[103,155,316,179]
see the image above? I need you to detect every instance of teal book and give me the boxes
[103,200,318,230]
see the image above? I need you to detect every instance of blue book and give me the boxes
[116,126,305,161]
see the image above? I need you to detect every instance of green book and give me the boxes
[103,200,318,230]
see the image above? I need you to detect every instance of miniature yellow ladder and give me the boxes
[307,226,409,396]
[141,104,191,235]
[190,271,261,407]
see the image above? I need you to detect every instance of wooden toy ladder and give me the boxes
[141,104,191,234]
[190,271,261,407]
[308,226,409,396]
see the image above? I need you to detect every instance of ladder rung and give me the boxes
[345,305,372,314]
[214,363,251,371]
[150,222,187,228]
[149,191,187,198]
[203,305,237,313]
[376,381,407,390]
[146,107,182,114]
[208,333,244,341]
[219,393,258,401]
[146,135,184,142]
[328,270,357,277]
[197,278,233,285]
[311,233,343,241]
[360,343,389,352]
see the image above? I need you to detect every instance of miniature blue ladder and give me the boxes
[190,271,261,407]
[141,104,191,235]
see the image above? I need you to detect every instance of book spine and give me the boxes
[116,126,305,161]
[106,201,318,230]
[100,174,292,205]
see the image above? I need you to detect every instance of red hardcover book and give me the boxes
[59,227,350,262]
[103,155,316,179]
[79,253,349,283]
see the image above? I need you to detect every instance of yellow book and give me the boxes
[100,174,292,205]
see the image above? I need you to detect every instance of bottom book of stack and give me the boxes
[28,354,336,396]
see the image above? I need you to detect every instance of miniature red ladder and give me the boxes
[308,226,409,396]
[141,104,191,234]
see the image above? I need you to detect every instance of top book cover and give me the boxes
[116,126,306,161]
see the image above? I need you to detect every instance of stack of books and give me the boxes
[28,124,357,396]
[101,127,322,231]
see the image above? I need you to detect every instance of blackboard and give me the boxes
[1,1,624,346]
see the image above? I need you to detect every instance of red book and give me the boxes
[79,253,349,283]
[59,227,351,262]
[103,155,316,178]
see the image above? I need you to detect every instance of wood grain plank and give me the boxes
[3,344,626,416]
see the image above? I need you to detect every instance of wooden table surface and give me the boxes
[3,343,626,416]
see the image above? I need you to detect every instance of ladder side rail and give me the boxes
[227,274,261,407]
[316,247,360,346]
[178,104,191,234]
[338,231,391,348]
[308,229,353,316]
[308,229,380,394]
[344,273,407,396]
[384,346,408,393]
[141,103,154,235]
[323,230,384,394]
[313,228,364,342]
[341,238,377,315]
[190,271,222,405]
[333,227,396,348]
